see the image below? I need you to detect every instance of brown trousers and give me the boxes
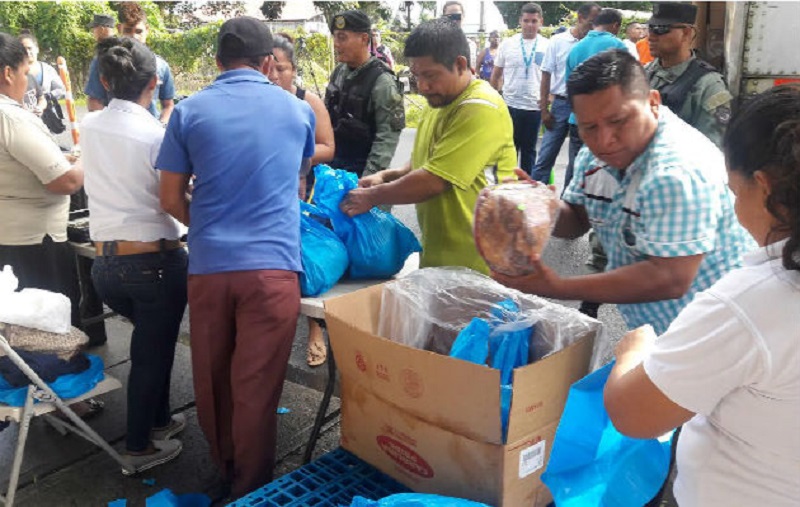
[188,269,299,498]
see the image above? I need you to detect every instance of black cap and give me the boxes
[648,3,698,25]
[330,10,371,34]
[217,16,273,59]
[88,14,116,29]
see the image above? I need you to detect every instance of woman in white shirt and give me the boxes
[604,84,800,506]
[81,37,187,475]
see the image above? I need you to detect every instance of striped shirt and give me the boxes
[562,107,754,334]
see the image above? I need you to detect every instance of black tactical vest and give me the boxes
[325,59,394,164]
[648,58,716,122]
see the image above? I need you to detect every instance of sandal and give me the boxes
[306,340,327,367]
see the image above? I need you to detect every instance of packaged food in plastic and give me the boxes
[473,182,559,276]
[379,267,609,370]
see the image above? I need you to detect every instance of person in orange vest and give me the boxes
[636,26,654,64]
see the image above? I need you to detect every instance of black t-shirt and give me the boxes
[23,74,42,112]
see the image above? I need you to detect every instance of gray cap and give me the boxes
[88,14,116,29]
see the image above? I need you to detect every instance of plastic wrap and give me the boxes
[0,265,72,334]
[379,267,608,369]
[473,182,559,276]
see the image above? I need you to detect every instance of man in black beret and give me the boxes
[88,13,116,42]
[324,9,405,178]
[644,2,732,147]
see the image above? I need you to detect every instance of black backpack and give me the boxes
[41,93,66,135]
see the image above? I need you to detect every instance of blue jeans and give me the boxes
[565,123,584,191]
[92,248,188,452]
[531,97,571,183]
[508,107,542,175]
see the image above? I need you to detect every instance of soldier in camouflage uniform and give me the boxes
[645,2,732,147]
[325,10,405,177]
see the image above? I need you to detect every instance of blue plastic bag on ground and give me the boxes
[312,165,421,279]
[145,489,210,507]
[541,362,673,506]
[299,201,349,296]
[347,493,491,507]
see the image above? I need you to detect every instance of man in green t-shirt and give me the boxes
[340,18,517,274]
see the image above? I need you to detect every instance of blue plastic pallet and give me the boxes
[228,448,410,506]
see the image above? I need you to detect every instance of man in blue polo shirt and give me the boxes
[157,17,315,501]
[494,50,751,336]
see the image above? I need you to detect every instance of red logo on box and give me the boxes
[355,352,367,373]
[376,435,434,478]
[400,368,424,398]
[376,363,390,382]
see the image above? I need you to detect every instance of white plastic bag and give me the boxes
[0,265,72,334]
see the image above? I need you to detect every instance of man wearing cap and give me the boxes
[85,2,176,125]
[89,14,116,42]
[83,14,116,120]
[325,10,404,177]
[157,17,315,500]
[645,2,732,147]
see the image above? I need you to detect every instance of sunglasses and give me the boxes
[445,13,462,22]
[648,24,692,36]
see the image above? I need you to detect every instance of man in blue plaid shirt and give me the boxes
[494,50,753,335]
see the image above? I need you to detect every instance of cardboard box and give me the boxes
[325,284,597,506]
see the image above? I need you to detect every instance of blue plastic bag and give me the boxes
[347,492,491,507]
[0,353,104,407]
[448,299,533,442]
[312,165,421,279]
[541,362,674,506]
[145,489,210,507]
[449,317,490,365]
[299,201,349,296]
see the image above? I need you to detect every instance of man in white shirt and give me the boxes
[623,22,643,57]
[442,1,477,71]
[490,2,549,175]
[531,2,600,183]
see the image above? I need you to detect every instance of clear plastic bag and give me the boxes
[378,267,609,369]
[0,265,72,334]
[474,182,559,276]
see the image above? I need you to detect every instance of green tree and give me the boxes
[495,1,652,28]
[260,1,285,21]
[312,1,358,25]
[0,1,115,92]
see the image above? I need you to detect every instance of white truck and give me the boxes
[697,1,800,105]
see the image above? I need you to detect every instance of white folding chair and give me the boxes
[0,333,132,506]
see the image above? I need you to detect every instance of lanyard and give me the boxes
[519,35,538,79]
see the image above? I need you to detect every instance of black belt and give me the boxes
[553,94,568,101]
